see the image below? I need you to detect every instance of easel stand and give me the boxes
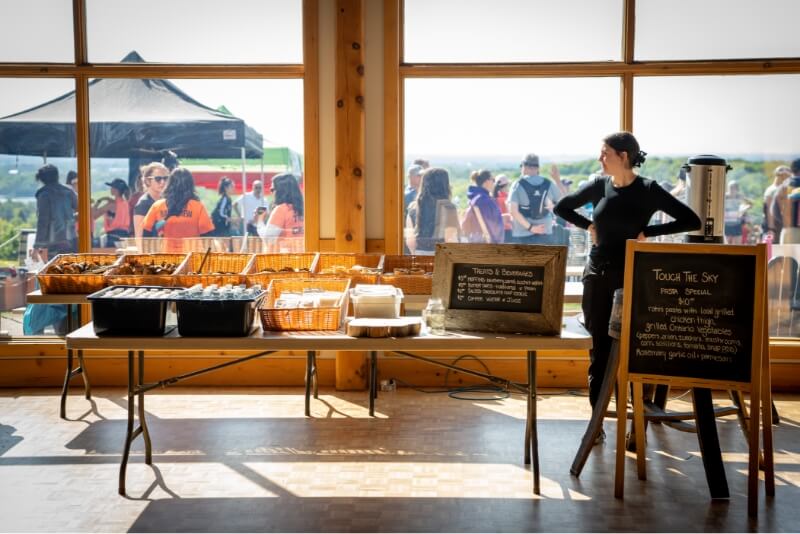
[612,242,775,518]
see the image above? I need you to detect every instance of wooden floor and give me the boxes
[0,386,799,532]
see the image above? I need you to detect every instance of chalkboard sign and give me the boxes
[448,263,545,313]
[628,251,755,383]
[615,241,772,516]
[432,243,566,335]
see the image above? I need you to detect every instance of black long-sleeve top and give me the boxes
[554,176,701,270]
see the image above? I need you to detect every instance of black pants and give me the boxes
[581,264,624,408]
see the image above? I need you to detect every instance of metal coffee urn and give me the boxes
[682,154,732,244]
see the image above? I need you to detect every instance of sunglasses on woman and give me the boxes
[152,175,168,183]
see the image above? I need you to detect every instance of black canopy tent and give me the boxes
[0,51,263,187]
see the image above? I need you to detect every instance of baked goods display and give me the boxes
[253,266,311,274]
[318,264,382,276]
[114,259,179,276]
[45,260,115,275]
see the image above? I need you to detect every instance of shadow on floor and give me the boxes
[128,490,794,533]
[0,423,23,455]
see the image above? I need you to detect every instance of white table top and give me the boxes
[66,315,591,352]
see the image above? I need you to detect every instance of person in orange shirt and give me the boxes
[91,178,131,248]
[142,168,215,253]
[256,173,304,252]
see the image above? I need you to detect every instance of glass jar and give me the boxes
[424,297,446,335]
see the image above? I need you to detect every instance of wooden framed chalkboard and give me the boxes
[627,250,756,384]
[614,241,773,517]
[431,243,566,335]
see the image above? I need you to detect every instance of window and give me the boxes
[88,79,305,254]
[403,77,618,257]
[0,2,312,341]
[86,0,303,64]
[0,78,77,336]
[635,75,800,337]
[404,0,623,63]
[0,0,73,63]
[635,0,800,61]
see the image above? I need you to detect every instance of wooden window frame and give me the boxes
[0,0,319,345]
[383,0,800,255]
[0,0,320,255]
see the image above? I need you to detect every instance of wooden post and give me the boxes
[335,0,366,253]
[303,0,321,253]
[383,0,402,255]
[334,0,367,390]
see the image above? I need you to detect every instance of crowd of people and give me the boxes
[401,153,800,254]
[29,147,800,264]
[403,153,575,255]
[30,153,306,262]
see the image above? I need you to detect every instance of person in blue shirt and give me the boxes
[508,153,566,244]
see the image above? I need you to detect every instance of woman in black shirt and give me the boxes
[554,132,701,415]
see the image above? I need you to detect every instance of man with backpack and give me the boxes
[508,153,566,244]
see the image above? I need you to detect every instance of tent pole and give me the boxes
[241,147,246,196]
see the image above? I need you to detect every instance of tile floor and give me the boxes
[0,386,798,532]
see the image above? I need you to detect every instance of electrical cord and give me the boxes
[386,353,515,401]
[384,353,622,401]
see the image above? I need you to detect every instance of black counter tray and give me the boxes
[87,285,180,336]
[171,291,266,337]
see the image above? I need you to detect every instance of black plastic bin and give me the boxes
[87,285,180,336]
[172,292,266,337]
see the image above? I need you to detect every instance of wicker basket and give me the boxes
[245,253,319,288]
[315,253,384,285]
[173,252,254,287]
[105,253,187,287]
[379,255,434,295]
[259,278,350,331]
[116,237,232,254]
[37,253,121,294]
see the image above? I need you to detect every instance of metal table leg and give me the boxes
[120,350,136,495]
[369,351,377,417]
[77,350,91,400]
[528,349,540,495]
[305,350,314,416]
[138,350,152,465]
[58,304,92,418]
[312,351,319,400]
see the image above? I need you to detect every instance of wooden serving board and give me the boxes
[345,317,423,338]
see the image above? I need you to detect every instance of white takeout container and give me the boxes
[350,284,404,318]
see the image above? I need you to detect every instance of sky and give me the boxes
[1,0,799,160]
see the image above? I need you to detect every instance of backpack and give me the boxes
[517,179,551,220]
[461,201,491,243]
[211,196,230,233]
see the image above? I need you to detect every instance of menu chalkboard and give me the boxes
[448,263,545,313]
[432,243,566,335]
[628,251,755,383]
[615,242,772,514]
